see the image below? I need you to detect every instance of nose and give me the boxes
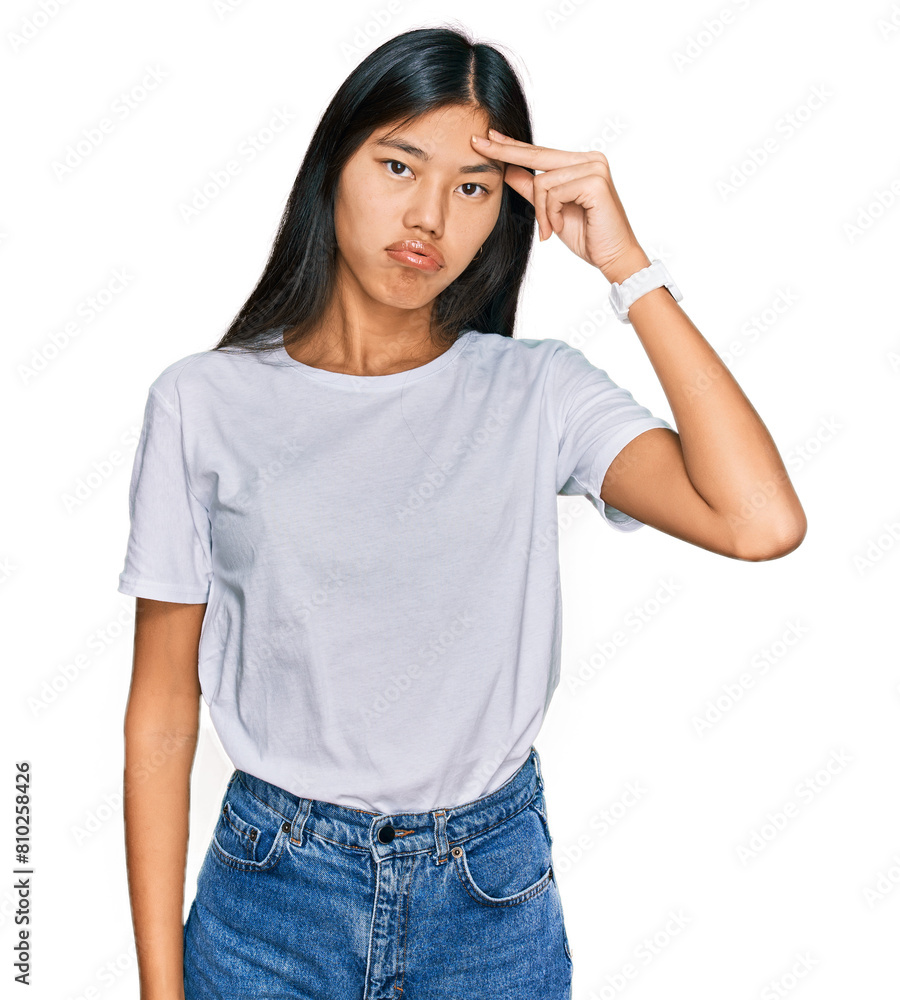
[402,179,445,238]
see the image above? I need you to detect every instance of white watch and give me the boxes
[609,258,683,323]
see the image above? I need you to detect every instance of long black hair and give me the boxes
[213,23,536,356]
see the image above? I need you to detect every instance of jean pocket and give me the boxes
[211,773,289,873]
[450,794,554,907]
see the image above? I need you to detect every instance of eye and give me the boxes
[380,160,490,198]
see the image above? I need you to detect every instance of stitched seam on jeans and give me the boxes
[211,833,286,871]
[452,856,553,907]
[448,790,540,849]
[236,775,292,824]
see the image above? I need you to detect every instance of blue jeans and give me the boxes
[183,745,573,998]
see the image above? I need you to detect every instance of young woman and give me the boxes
[119,25,806,1000]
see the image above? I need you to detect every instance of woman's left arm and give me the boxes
[473,129,807,562]
[601,244,805,562]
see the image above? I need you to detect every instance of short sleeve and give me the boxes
[117,379,212,603]
[554,343,673,532]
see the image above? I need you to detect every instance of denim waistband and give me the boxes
[232,745,545,861]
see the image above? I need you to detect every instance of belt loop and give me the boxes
[531,745,544,791]
[432,808,449,863]
[288,797,312,846]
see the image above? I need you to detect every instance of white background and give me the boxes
[4,1,899,997]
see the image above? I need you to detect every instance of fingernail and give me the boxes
[472,134,488,145]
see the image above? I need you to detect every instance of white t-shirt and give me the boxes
[117,327,672,813]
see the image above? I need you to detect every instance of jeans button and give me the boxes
[377,823,395,844]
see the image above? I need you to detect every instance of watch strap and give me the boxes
[609,259,683,323]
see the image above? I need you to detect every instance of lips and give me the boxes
[385,240,446,268]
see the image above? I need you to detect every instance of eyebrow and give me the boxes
[374,137,504,176]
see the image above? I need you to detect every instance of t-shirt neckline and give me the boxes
[274,326,475,389]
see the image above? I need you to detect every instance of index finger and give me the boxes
[471,132,572,171]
